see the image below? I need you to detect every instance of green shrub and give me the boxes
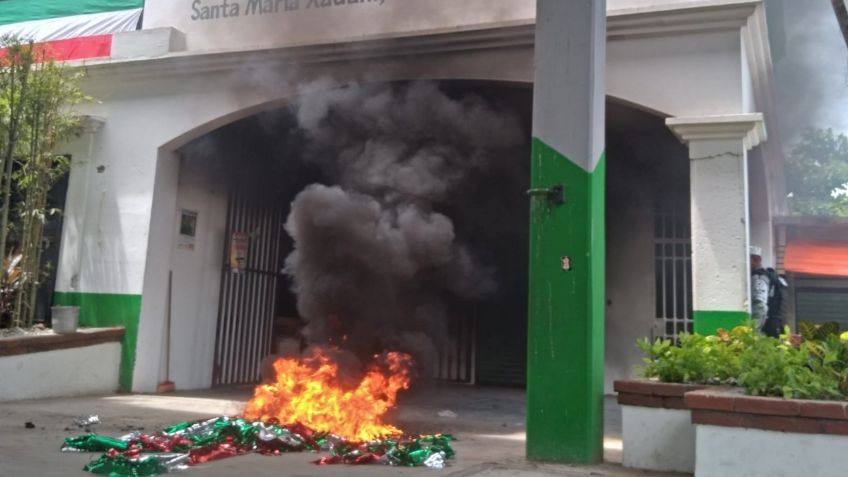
[637,329,745,384]
[736,336,842,400]
[798,320,841,342]
[637,324,848,401]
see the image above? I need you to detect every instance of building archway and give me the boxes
[143,80,535,391]
[130,79,686,394]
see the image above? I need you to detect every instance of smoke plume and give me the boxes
[283,81,523,373]
[773,0,848,145]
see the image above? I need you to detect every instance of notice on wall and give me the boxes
[229,232,249,272]
[178,209,198,251]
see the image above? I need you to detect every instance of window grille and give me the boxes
[435,311,475,384]
[654,202,693,339]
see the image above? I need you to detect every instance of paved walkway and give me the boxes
[0,385,688,476]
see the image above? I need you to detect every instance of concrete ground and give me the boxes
[0,384,687,476]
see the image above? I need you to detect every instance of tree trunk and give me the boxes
[1,42,83,328]
[0,58,30,322]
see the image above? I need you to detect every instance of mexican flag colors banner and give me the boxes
[0,0,143,60]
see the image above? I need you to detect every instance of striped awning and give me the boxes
[0,1,143,60]
[0,1,142,26]
[784,240,848,278]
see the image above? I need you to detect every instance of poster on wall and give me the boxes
[229,232,249,272]
[177,209,198,251]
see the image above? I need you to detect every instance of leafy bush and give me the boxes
[637,328,746,384]
[736,334,842,400]
[798,320,841,342]
[638,324,848,401]
[637,335,713,383]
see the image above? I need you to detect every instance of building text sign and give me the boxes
[191,0,385,22]
[143,0,534,53]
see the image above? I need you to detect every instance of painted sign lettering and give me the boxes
[191,0,386,21]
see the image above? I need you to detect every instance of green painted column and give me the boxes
[526,0,606,464]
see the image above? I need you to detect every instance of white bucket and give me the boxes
[52,306,80,334]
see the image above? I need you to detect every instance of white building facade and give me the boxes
[50,0,785,393]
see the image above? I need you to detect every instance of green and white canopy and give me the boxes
[0,0,143,43]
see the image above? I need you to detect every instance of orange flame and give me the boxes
[243,348,413,442]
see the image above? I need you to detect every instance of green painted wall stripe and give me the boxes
[53,292,141,392]
[0,1,142,26]
[526,138,605,463]
[693,310,750,335]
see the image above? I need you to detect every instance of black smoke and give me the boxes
[772,0,848,144]
[282,81,525,375]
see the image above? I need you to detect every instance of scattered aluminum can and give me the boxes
[74,415,101,428]
[424,452,447,469]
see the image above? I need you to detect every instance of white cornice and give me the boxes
[73,25,536,82]
[71,1,766,81]
[666,113,767,150]
[607,0,759,39]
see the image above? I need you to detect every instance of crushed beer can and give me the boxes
[74,415,101,428]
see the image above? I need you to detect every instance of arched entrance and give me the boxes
[133,78,687,395]
[159,80,535,390]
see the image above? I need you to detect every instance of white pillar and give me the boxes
[54,113,157,392]
[666,114,766,334]
[56,116,105,293]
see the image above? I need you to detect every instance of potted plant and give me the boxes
[688,322,848,477]
[616,330,742,473]
[620,322,848,476]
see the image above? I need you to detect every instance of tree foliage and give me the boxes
[786,128,848,217]
[0,37,87,328]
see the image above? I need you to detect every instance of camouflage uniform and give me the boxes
[751,268,770,332]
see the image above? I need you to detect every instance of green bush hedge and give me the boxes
[638,322,848,400]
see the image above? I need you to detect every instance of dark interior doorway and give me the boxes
[181,81,533,387]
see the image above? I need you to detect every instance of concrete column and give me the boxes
[666,114,766,334]
[54,113,153,392]
[527,0,606,463]
[56,116,105,294]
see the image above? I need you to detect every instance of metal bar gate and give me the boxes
[212,190,285,386]
[654,201,693,339]
[436,311,475,383]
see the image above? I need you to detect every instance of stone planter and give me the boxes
[0,327,124,401]
[686,388,848,477]
[615,379,710,474]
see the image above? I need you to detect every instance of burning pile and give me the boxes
[62,351,453,475]
[244,348,414,442]
[58,81,524,475]
[64,418,454,475]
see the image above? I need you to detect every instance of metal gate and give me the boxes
[653,201,693,339]
[436,311,476,383]
[212,190,286,386]
[795,278,848,328]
